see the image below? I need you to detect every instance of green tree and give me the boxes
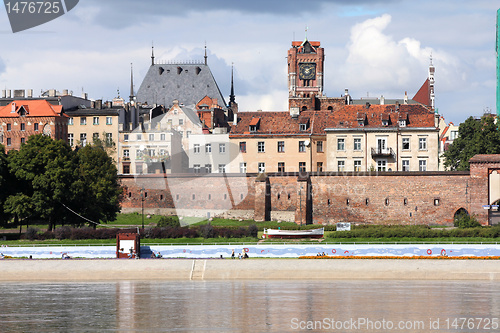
[7,134,76,231]
[0,144,10,226]
[443,115,500,171]
[72,143,122,227]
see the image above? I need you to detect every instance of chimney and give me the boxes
[233,113,238,126]
[403,91,408,104]
[11,102,16,113]
[63,89,69,96]
[7,90,11,98]
[380,95,385,105]
[2,90,5,98]
[365,102,370,109]
[82,92,88,100]
[95,99,103,109]
[27,89,33,98]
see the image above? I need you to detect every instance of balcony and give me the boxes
[371,147,395,157]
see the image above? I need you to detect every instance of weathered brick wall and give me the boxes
[119,159,494,225]
[310,172,482,226]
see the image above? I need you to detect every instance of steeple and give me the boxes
[229,63,235,105]
[129,63,134,102]
[151,43,155,66]
[204,42,207,65]
[429,53,435,110]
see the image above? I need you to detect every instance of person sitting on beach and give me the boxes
[151,251,156,258]
[0,253,4,259]
[243,252,249,259]
[156,252,162,258]
[62,253,71,259]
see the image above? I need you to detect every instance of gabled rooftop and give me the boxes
[0,100,64,118]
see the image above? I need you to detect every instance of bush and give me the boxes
[199,224,214,239]
[157,216,181,228]
[454,212,481,228]
[24,227,39,240]
[247,224,258,237]
[55,226,72,240]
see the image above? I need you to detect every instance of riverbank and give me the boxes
[1,259,500,281]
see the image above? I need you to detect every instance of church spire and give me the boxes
[151,42,155,66]
[129,63,134,102]
[429,53,435,111]
[229,63,235,105]
[204,42,207,65]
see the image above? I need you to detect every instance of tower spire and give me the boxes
[204,42,207,65]
[129,63,134,102]
[229,63,235,105]
[429,53,435,111]
[151,42,155,66]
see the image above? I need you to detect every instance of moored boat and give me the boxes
[263,227,324,239]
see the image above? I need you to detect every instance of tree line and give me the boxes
[0,134,122,231]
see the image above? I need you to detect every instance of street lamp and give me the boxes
[299,185,303,227]
[141,187,145,229]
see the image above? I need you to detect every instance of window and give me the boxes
[179,131,183,138]
[402,160,410,172]
[257,141,265,153]
[377,160,387,171]
[337,160,345,172]
[385,198,390,206]
[239,142,246,153]
[337,138,345,151]
[205,164,212,173]
[93,132,99,141]
[258,162,265,173]
[136,150,143,159]
[277,141,285,153]
[179,119,184,125]
[34,123,39,131]
[20,123,25,131]
[434,198,440,206]
[299,123,307,131]
[122,165,130,174]
[218,164,226,173]
[404,198,408,206]
[299,141,306,152]
[299,162,306,172]
[160,133,166,141]
[80,117,87,125]
[354,138,362,151]
[106,117,112,125]
[206,143,212,153]
[186,131,191,138]
[123,149,130,158]
[147,149,155,157]
[68,133,74,146]
[7,138,11,146]
[6,123,11,131]
[194,144,200,154]
[149,134,154,141]
[317,141,323,153]
[419,160,427,171]
[136,134,142,141]
[124,134,129,141]
[240,162,247,173]
[80,133,87,146]
[219,143,226,154]
[93,117,99,125]
[21,137,25,144]
[419,137,427,150]
[450,130,459,140]
[278,162,285,173]
[317,162,323,172]
[159,149,166,156]
[399,120,406,127]
[402,137,410,151]
[68,118,73,125]
[194,164,201,173]
[354,160,361,172]
[106,133,112,144]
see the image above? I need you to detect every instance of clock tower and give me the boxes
[288,38,324,98]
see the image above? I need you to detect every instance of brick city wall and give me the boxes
[119,158,494,225]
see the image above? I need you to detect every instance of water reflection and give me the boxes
[0,280,499,332]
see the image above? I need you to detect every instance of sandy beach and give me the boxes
[1,259,500,282]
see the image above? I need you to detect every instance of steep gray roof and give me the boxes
[136,62,227,110]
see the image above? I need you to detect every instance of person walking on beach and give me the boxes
[231,249,235,259]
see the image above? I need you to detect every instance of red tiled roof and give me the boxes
[413,78,431,107]
[0,100,63,118]
[249,117,260,126]
[230,104,436,137]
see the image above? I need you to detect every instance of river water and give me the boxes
[0,280,499,332]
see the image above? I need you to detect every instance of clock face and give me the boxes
[299,63,316,80]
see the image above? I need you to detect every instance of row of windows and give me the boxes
[239,141,324,153]
[68,132,112,147]
[335,159,428,172]
[4,122,40,132]
[1,137,26,146]
[125,131,190,142]
[126,191,245,202]
[335,137,427,151]
[327,197,440,207]
[69,117,113,126]
[193,143,225,154]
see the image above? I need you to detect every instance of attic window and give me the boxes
[195,67,201,75]
[357,112,366,126]
[249,117,260,132]
[299,123,307,131]
[399,120,406,127]
[158,67,164,75]
[177,67,182,74]
[382,120,388,126]
[299,118,309,131]
[381,114,389,126]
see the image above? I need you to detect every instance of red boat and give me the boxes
[263,228,324,239]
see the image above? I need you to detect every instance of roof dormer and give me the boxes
[249,117,260,132]
[299,117,310,131]
[357,112,366,127]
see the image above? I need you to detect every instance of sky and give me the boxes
[0,0,497,124]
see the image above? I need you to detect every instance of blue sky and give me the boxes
[0,0,497,124]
